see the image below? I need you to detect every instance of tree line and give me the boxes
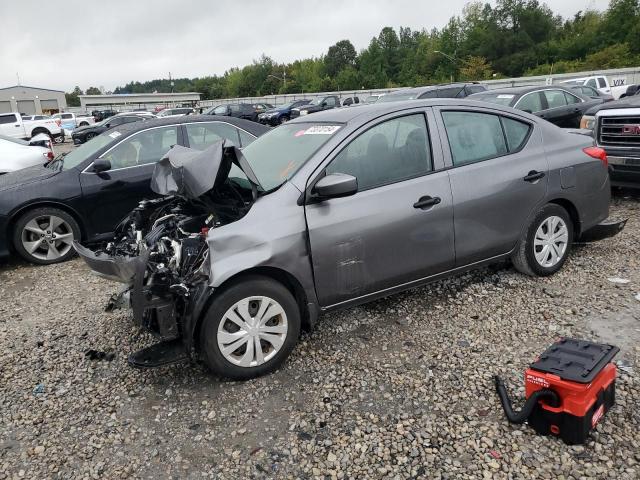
[67,0,640,105]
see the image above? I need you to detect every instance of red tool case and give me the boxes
[496,338,619,445]
[525,339,618,444]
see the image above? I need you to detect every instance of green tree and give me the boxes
[324,40,357,77]
[85,86,101,95]
[65,86,83,107]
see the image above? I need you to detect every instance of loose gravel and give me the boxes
[0,190,638,479]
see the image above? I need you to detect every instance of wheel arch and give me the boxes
[30,127,51,137]
[547,198,581,237]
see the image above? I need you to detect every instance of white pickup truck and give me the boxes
[51,112,95,132]
[562,75,628,99]
[0,112,65,144]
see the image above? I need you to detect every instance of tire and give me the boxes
[199,275,301,380]
[279,115,289,125]
[52,134,64,144]
[512,204,573,277]
[79,122,88,127]
[12,207,81,265]
[85,132,96,142]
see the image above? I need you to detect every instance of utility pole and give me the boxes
[169,72,174,93]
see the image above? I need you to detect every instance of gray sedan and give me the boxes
[76,99,622,380]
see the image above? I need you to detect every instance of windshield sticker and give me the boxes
[304,125,341,135]
[497,94,515,99]
[108,131,122,139]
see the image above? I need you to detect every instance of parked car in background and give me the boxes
[71,114,149,144]
[619,84,640,98]
[258,99,312,126]
[156,107,196,118]
[75,99,620,380]
[205,103,259,122]
[290,95,340,118]
[0,112,64,144]
[92,110,118,122]
[0,134,54,174]
[342,96,360,107]
[469,86,603,128]
[562,76,627,99]
[580,94,640,188]
[569,85,614,102]
[252,103,274,115]
[51,112,95,131]
[0,116,268,264]
[21,115,50,121]
[378,83,487,103]
[364,94,385,104]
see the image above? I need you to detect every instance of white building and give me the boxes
[79,92,201,111]
[0,85,67,115]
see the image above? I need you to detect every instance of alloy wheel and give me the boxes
[21,215,75,261]
[533,216,569,268]
[217,296,288,368]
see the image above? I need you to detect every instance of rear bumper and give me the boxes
[579,218,627,242]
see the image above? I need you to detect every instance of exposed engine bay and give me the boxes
[74,141,261,365]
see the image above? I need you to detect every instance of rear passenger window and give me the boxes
[564,92,582,104]
[501,117,531,152]
[185,122,240,150]
[326,114,432,191]
[442,112,507,166]
[0,115,16,124]
[543,90,568,109]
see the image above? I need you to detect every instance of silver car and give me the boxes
[76,100,624,380]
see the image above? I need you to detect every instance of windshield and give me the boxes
[469,92,516,106]
[241,123,341,191]
[277,102,295,110]
[61,134,115,170]
[377,91,420,103]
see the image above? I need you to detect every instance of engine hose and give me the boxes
[494,375,561,424]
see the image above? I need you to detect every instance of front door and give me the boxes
[306,111,455,307]
[437,108,548,266]
[79,125,180,237]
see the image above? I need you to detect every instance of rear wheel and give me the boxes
[279,115,289,124]
[199,275,300,380]
[512,204,573,277]
[85,132,96,142]
[13,207,80,265]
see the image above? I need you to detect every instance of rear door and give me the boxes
[306,109,455,307]
[435,107,548,266]
[79,125,182,235]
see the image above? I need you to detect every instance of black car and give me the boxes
[0,116,268,264]
[258,99,312,126]
[205,103,258,122]
[92,109,118,122]
[469,86,603,128]
[378,83,487,103]
[290,95,340,119]
[72,115,147,144]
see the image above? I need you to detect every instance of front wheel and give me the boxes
[12,207,81,264]
[199,276,301,380]
[512,204,573,277]
[279,115,289,125]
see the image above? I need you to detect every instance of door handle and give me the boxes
[524,170,545,182]
[413,196,441,209]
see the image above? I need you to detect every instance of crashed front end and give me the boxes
[75,141,259,367]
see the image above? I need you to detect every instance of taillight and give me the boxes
[44,151,54,161]
[583,146,608,168]
[55,119,61,127]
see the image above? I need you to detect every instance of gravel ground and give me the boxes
[0,187,638,479]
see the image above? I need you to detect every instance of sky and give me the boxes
[1,0,610,93]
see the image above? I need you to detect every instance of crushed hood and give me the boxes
[150,140,262,200]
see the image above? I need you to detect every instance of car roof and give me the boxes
[112,114,270,137]
[474,85,577,95]
[385,83,480,97]
[288,98,539,125]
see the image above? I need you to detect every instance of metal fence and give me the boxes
[67,65,640,113]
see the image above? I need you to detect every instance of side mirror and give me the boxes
[312,173,357,200]
[92,158,111,173]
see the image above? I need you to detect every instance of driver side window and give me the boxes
[102,126,178,169]
[326,114,432,191]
